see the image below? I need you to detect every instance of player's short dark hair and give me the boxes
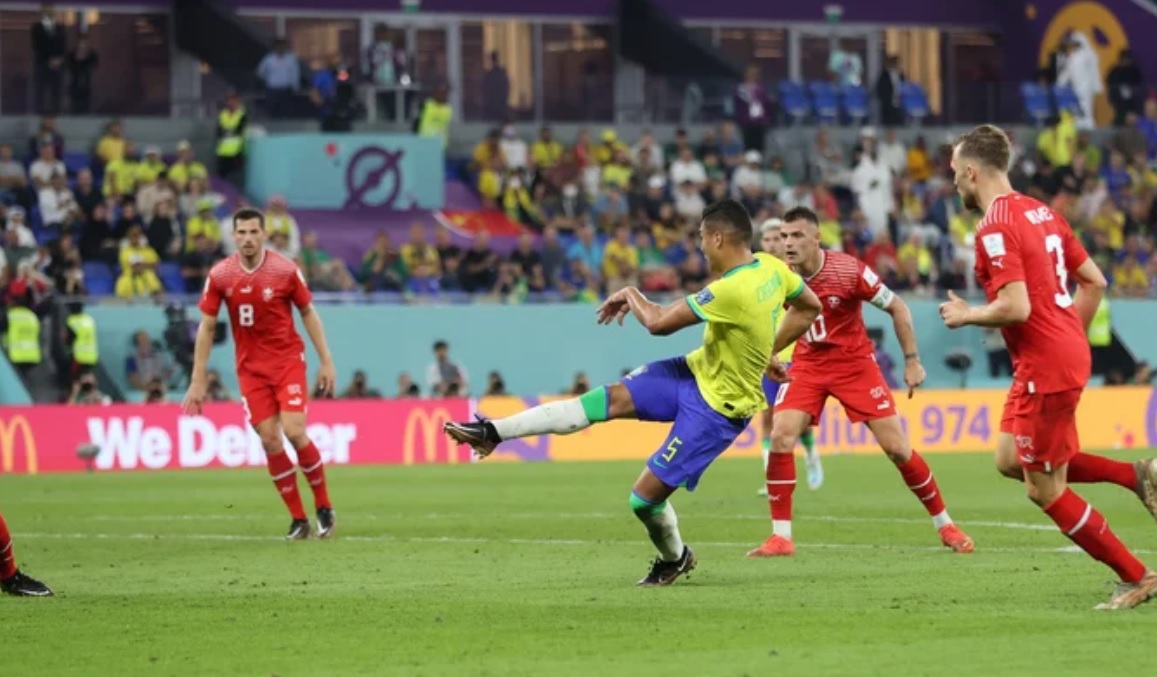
[232,207,265,230]
[955,124,1011,172]
[782,206,819,226]
[433,340,448,351]
[700,199,753,246]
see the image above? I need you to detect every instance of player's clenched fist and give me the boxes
[938,290,972,329]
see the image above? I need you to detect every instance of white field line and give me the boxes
[13,531,1149,556]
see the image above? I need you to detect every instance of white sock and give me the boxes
[640,502,684,561]
[761,442,771,470]
[931,510,953,530]
[491,399,591,440]
[772,519,793,540]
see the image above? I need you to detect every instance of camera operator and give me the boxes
[162,303,194,382]
[69,372,110,406]
[205,369,232,402]
[144,377,167,404]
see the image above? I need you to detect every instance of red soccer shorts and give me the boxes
[1000,381,1082,473]
[774,355,897,424]
[239,364,308,425]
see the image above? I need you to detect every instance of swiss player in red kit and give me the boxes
[182,208,339,541]
[940,125,1157,610]
[0,512,52,596]
[748,206,974,558]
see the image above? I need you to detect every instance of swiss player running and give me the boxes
[939,124,1157,610]
[182,208,339,541]
[443,200,823,586]
[748,206,974,558]
[0,512,52,597]
[756,218,823,495]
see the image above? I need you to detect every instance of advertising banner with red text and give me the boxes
[0,399,471,475]
[475,387,1157,463]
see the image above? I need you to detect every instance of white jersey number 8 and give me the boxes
[1045,234,1074,309]
[238,303,255,327]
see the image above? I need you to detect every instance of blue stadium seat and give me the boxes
[776,80,811,124]
[1019,82,1052,125]
[900,82,930,122]
[83,262,114,296]
[841,84,869,124]
[808,81,840,125]
[63,151,91,177]
[1053,85,1082,117]
[157,261,183,292]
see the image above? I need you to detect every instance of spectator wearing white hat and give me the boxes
[731,150,764,198]
[851,126,893,237]
[37,171,79,230]
[136,145,167,185]
[167,140,208,192]
[28,142,65,190]
[5,206,36,248]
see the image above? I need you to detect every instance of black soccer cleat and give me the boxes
[636,546,697,587]
[286,518,312,541]
[316,507,336,540]
[443,416,501,459]
[1,570,54,597]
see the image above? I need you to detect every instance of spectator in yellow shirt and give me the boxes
[897,232,934,292]
[593,129,628,166]
[167,140,209,191]
[601,149,634,189]
[471,129,506,173]
[531,127,563,170]
[1113,255,1149,297]
[1036,112,1076,169]
[906,136,932,183]
[185,198,222,252]
[136,146,168,185]
[400,223,441,274]
[115,254,163,299]
[119,225,160,271]
[1091,200,1126,250]
[96,119,127,165]
[602,225,639,293]
[103,141,139,198]
[478,157,503,207]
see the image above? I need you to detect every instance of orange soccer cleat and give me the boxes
[746,535,795,558]
[939,524,975,553]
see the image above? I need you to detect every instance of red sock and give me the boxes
[296,441,331,510]
[267,452,306,520]
[1067,453,1137,490]
[898,451,947,517]
[1044,489,1146,583]
[0,513,17,579]
[766,452,796,535]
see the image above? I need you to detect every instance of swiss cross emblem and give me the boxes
[263,287,274,302]
[827,295,841,308]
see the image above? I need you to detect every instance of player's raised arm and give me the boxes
[600,286,700,336]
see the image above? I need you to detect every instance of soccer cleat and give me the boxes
[443,416,501,459]
[939,524,975,553]
[805,450,825,490]
[1095,570,1157,610]
[316,507,336,540]
[1,570,54,597]
[285,518,311,541]
[636,546,697,586]
[1133,459,1157,525]
[746,535,795,558]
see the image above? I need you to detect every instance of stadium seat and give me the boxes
[1053,85,1082,117]
[157,261,183,292]
[808,81,840,125]
[63,151,91,177]
[900,82,930,123]
[841,84,869,124]
[776,80,811,124]
[83,262,115,296]
[1019,82,1052,125]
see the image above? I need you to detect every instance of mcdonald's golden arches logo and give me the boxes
[403,407,460,465]
[0,415,38,475]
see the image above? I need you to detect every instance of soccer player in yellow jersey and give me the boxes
[444,200,822,586]
[757,219,824,494]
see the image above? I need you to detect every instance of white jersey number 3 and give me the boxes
[1044,234,1074,309]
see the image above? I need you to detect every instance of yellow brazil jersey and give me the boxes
[685,252,805,419]
[777,339,795,363]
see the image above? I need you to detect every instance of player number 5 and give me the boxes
[1044,234,1074,309]
[238,303,255,327]
[661,437,682,462]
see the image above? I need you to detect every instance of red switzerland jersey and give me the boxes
[793,250,895,366]
[974,192,1091,393]
[199,250,312,379]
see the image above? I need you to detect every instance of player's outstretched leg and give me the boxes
[867,417,974,553]
[255,418,310,540]
[0,512,53,597]
[996,438,1157,525]
[748,410,811,558]
[631,469,695,587]
[283,412,335,539]
[445,385,620,458]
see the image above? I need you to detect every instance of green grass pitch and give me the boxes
[5,452,1157,676]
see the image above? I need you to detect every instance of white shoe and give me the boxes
[756,486,768,497]
[805,450,824,490]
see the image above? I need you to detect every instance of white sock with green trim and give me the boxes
[491,399,590,440]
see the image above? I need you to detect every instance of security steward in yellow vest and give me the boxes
[4,303,42,373]
[66,302,100,377]
[415,84,453,149]
[216,91,248,184]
